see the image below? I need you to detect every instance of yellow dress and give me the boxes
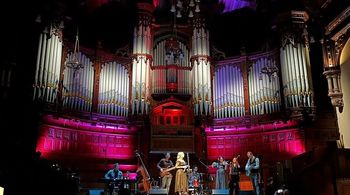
[175,160,188,193]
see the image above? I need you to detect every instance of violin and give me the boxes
[231,155,240,164]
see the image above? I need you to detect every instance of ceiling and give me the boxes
[23,0,349,57]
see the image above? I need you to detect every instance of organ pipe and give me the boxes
[192,19,212,116]
[98,62,129,117]
[33,24,63,103]
[152,38,191,94]
[131,15,152,115]
[280,34,313,109]
[213,65,244,118]
[248,55,281,115]
[62,52,93,112]
[153,39,190,67]
[279,11,314,111]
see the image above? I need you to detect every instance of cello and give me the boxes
[136,151,151,194]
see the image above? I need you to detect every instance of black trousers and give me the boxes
[229,175,240,195]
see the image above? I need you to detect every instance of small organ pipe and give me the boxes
[45,36,53,102]
[297,44,306,103]
[296,45,304,101]
[39,33,48,98]
[50,35,58,102]
[42,34,51,99]
[55,37,62,102]
[285,45,293,107]
[292,45,300,107]
[117,65,121,116]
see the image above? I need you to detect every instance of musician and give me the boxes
[188,165,200,188]
[174,152,189,195]
[245,151,260,195]
[105,163,123,180]
[157,152,174,191]
[229,157,240,195]
[104,163,124,194]
[212,156,228,189]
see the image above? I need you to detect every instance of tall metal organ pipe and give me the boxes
[279,11,313,111]
[152,38,191,94]
[192,19,212,116]
[131,15,152,115]
[98,62,129,117]
[213,65,244,118]
[62,52,94,112]
[33,24,63,103]
[280,35,313,109]
[248,56,281,115]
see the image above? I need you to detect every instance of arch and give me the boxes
[338,37,350,148]
[151,101,193,126]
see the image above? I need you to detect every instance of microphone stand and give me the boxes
[198,159,211,193]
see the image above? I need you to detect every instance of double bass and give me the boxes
[136,151,151,193]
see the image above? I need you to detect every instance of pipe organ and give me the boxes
[249,54,281,115]
[33,25,63,103]
[98,62,129,117]
[32,6,318,123]
[31,27,312,119]
[62,52,94,112]
[131,14,152,115]
[192,19,212,116]
[152,38,191,94]
[214,64,244,118]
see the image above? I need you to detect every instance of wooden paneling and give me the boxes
[37,124,137,160]
[206,129,305,162]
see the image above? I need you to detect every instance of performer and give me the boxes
[104,163,123,194]
[212,156,228,189]
[174,152,189,195]
[188,165,200,189]
[245,151,260,195]
[104,162,123,180]
[157,152,174,191]
[229,156,240,195]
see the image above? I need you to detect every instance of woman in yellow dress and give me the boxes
[175,152,189,195]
